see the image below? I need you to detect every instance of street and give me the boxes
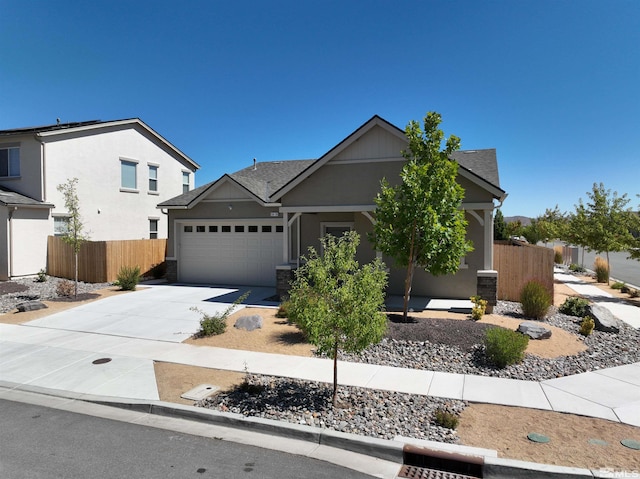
[0,399,376,479]
[573,248,640,288]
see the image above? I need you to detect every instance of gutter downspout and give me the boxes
[8,206,16,278]
[37,134,47,202]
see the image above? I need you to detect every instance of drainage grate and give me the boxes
[398,465,481,479]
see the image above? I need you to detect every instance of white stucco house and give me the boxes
[0,119,199,279]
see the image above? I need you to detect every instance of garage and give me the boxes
[178,220,283,286]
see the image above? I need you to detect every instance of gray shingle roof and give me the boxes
[0,186,53,208]
[0,120,102,137]
[450,148,501,189]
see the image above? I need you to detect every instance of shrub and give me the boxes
[36,269,47,283]
[434,408,459,429]
[191,291,250,337]
[553,246,563,264]
[117,265,141,291]
[470,295,487,321]
[559,296,590,317]
[276,300,291,318]
[569,263,586,273]
[484,327,529,368]
[594,257,609,283]
[579,316,595,336]
[621,285,631,294]
[56,279,75,297]
[611,281,625,290]
[520,280,552,320]
[630,289,639,298]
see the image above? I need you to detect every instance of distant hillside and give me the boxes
[504,216,532,226]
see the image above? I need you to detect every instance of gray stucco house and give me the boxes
[159,115,506,299]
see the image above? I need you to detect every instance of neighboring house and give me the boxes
[0,119,199,280]
[159,115,506,299]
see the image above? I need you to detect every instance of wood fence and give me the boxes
[47,236,167,283]
[493,241,554,301]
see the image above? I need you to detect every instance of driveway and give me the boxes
[24,284,279,343]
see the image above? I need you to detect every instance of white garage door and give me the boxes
[178,221,283,286]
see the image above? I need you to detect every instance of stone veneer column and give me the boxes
[477,270,498,314]
[276,264,295,300]
[166,260,178,283]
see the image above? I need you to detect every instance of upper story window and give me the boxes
[149,219,158,239]
[53,216,69,236]
[0,146,20,178]
[182,171,190,194]
[121,159,137,191]
[148,165,158,192]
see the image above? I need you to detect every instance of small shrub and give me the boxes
[611,281,625,290]
[594,257,609,283]
[56,279,75,297]
[434,408,459,429]
[520,280,552,320]
[569,263,586,273]
[237,362,265,395]
[559,296,590,317]
[36,269,47,283]
[484,327,529,368]
[553,246,563,264]
[579,316,595,336]
[470,295,487,321]
[621,285,631,294]
[192,291,250,337]
[630,289,639,298]
[117,265,141,291]
[276,300,291,318]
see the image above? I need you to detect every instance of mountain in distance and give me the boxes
[504,216,532,226]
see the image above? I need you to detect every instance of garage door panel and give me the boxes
[179,221,282,286]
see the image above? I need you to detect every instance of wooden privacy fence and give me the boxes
[47,236,167,283]
[493,241,554,301]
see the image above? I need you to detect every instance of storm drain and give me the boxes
[398,465,480,479]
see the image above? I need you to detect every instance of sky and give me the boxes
[1,0,638,218]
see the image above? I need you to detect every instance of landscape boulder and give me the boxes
[517,321,552,340]
[588,304,621,333]
[16,300,48,312]
[234,315,263,331]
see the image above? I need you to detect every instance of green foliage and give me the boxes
[56,279,75,297]
[276,300,295,320]
[494,209,508,241]
[434,408,459,429]
[594,257,609,283]
[484,327,529,368]
[288,231,388,405]
[117,265,141,291]
[553,246,563,264]
[36,269,47,283]
[191,291,250,337]
[370,111,472,321]
[579,316,595,336]
[520,280,552,320]
[470,295,487,321]
[505,220,524,239]
[611,281,626,290]
[569,263,586,273]
[559,296,590,317]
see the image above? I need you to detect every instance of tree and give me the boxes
[505,220,524,239]
[565,203,590,266]
[370,112,472,321]
[56,178,89,297]
[577,183,639,282]
[287,231,388,406]
[493,209,507,241]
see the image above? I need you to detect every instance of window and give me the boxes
[121,160,137,190]
[235,225,244,233]
[276,225,284,233]
[149,219,158,239]
[196,225,206,232]
[148,165,158,192]
[221,225,231,233]
[182,171,190,194]
[54,217,68,236]
[184,225,193,232]
[209,225,218,232]
[321,222,353,238]
[262,225,272,233]
[248,225,258,233]
[0,146,20,177]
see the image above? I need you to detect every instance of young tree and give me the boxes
[493,209,507,241]
[505,219,524,239]
[370,112,472,321]
[56,178,89,297]
[578,183,639,282]
[287,231,388,406]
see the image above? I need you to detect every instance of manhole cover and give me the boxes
[588,438,608,446]
[527,433,550,443]
[621,439,640,450]
[398,465,480,479]
[92,358,112,365]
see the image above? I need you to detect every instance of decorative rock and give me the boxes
[517,322,552,340]
[16,300,48,312]
[588,304,621,333]
[234,315,263,331]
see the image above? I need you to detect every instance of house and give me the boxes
[159,115,506,299]
[0,119,199,280]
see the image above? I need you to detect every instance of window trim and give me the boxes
[0,144,21,178]
[320,222,354,239]
[149,218,159,239]
[148,163,159,194]
[120,158,139,192]
[53,215,70,237]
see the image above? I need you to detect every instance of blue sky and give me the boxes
[1,0,638,218]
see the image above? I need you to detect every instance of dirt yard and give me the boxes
[2,278,639,471]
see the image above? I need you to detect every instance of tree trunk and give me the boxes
[332,341,338,406]
[402,222,417,322]
[606,250,611,285]
[74,251,78,298]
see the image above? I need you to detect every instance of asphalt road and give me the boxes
[0,399,375,479]
[571,247,640,287]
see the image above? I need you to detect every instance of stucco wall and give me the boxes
[0,135,44,201]
[10,208,52,277]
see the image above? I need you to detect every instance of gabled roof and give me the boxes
[158,159,314,208]
[451,149,500,189]
[0,186,54,209]
[0,119,199,170]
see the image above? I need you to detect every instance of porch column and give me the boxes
[484,209,493,270]
[282,211,289,263]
